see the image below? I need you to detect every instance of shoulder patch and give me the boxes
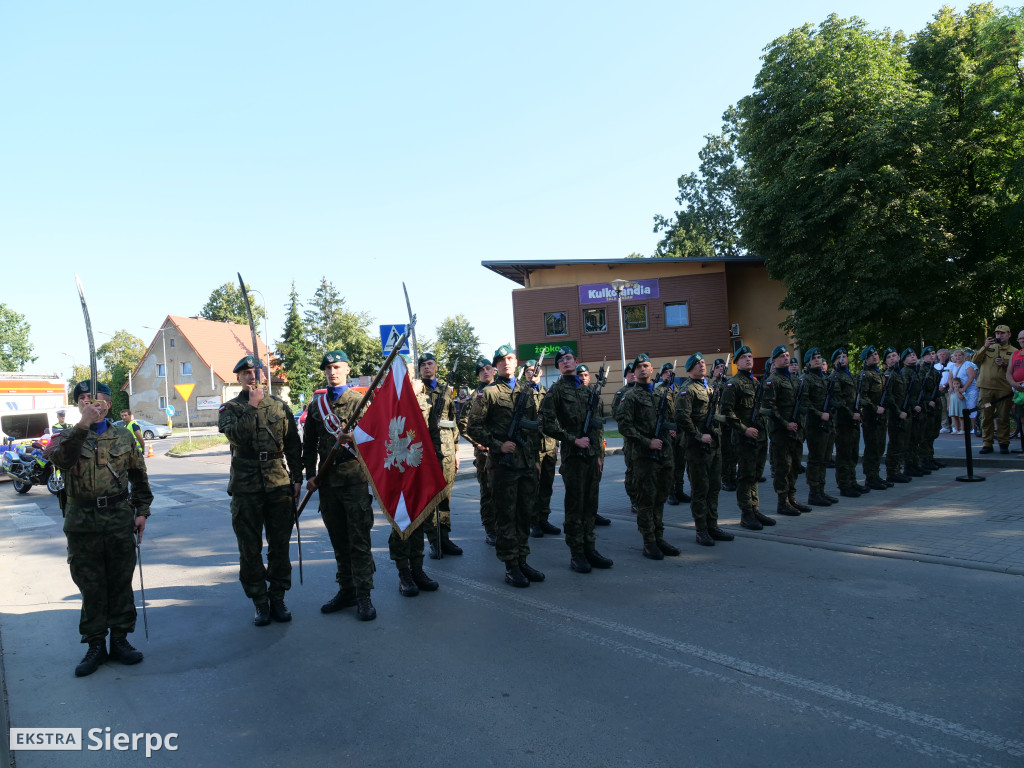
[219,405,227,412]
[476,391,485,399]
[726,382,733,387]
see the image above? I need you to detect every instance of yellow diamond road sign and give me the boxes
[174,383,195,402]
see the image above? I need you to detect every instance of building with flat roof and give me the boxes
[483,256,792,391]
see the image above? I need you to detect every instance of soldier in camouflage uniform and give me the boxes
[219,356,304,626]
[801,348,839,507]
[527,362,561,538]
[883,347,912,484]
[761,345,811,516]
[660,362,691,506]
[830,348,868,498]
[899,348,930,478]
[459,358,497,545]
[720,347,775,530]
[539,348,613,573]
[858,346,891,491]
[917,347,946,471]
[303,350,378,621]
[467,345,545,588]
[612,362,637,515]
[712,358,738,493]
[675,353,734,547]
[617,354,682,560]
[414,352,464,560]
[51,381,153,677]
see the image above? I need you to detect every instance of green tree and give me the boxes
[304,277,381,377]
[654,108,746,259]
[199,283,266,326]
[276,282,315,407]
[0,303,36,371]
[98,331,145,371]
[432,315,482,386]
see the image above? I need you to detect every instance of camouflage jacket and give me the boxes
[617,382,675,465]
[860,367,885,420]
[539,374,604,458]
[675,376,720,452]
[219,391,303,494]
[422,378,459,460]
[302,387,368,488]
[886,367,908,419]
[762,369,806,439]
[803,369,833,431]
[720,371,767,444]
[832,367,859,425]
[466,376,540,471]
[50,421,153,533]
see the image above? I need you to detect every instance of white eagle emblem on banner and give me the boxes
[384,416,423,472]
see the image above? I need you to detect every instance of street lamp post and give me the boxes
[249,289,272,396]
[609,279,629,384]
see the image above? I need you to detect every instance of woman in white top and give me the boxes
[945,349,979,434]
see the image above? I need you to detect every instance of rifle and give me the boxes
[746,359,772,447]
[916,362,935,410]
[239,272,301,582]
[852,372,866,431]
[877,369,895,422]
[577,357,608,457]
[789,375,806,440]
[498,352,545,468]
[296,322,415,517]
[820,373,837,431]
[650,383,672,461]
[900,365,920,430]
[701,379,724,452]
[425,354,458,559]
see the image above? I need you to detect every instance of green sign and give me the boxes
[517,341,578,362]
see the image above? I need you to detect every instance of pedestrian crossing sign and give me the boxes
[380,324,410,354]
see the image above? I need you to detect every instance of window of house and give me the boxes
[544,312,568,337]
[665,302,690,327]
[158,396,167,410]
[624,305,648,331]
[157,364,166,378]
[181,362,192,376]
[169,338,175,348]
[583,308,607,334]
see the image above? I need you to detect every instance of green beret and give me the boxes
[900,347,915,362]
[860,345,877,362]
[831,347,846,362]
[233,355,263,373]
[713,358,726,367]
[803,347,820,364]
[320,350,349,368]
[921,345,935,356]
[417,352,436,366]
[882,346,898,360]
[553,346,575,365]
[526,359,537,368]
[475,357,491,375]
[632,353,651,367]
[575,364,590,373]
[492,344,515,364]
[72,381,112,401]
[623,361,635,374]
[735,345,752,358]
[685,352,703,371]
[771,345,788,360]
[660,362,674,374]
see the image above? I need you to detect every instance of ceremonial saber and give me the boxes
[74,275,98,400]
[136,533,149,639]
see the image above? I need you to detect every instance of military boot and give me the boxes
[440,531,463,556]
[855,483,870,493]
[109,636,144,665]
[411,566,439,591]
[865,477,888,491]
[695,530,715,547]
[594,513,611,526]
[676,486,692,503]
[807,490,832,507]
[584,549,614,568]
[754,510,777,526]
[530,523,545,538]
[789,496,813,513]
[321,588,357,614]
[519,561,545,582]
[776,498,801,516]
[721,481,738,492]
[505,564,530,587]
[254,602,272,626]
[269,597,292,622]
[887,473,911,483]
[656,538,682,556]
[666,491,679,506]
[840,487,861,498]
[903,464,925,477]
[708,526,734,541]
[642,540,664,560]
[539,520,561,535]
[740,509,763,530]
[356,592,377,621]
[570,553,592,573]
[398,568,420,597]
[75,642,107,677]
[823,491,839,503]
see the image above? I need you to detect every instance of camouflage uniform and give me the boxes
[762,368,805,506]
[419,376,460,545]
[51,421,153,644]
[219,390,303,606]
[802,367,834,501]
[533,382,559,529]
[303,387,376,594]
[675,377,722,533]
[832,365,862,493]
[466,375,541,567]
[459,389,495,538]
[720,369,770,521]
[539,374,603,556]
[885,364,910,478]
[617,382,675,545]
[612,381,637,508]
[859,364,888,485]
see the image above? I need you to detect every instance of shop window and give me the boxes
[583,308,607,334]
[544,312,568,337]
[624,305,648,331]
[665,302,690,327]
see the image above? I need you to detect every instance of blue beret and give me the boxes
[921,346,935,356]
[575,364,590,373]
[900,347,915,362]
[831,347,846,362]
[883,346,899,359]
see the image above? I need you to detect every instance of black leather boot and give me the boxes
[398,568,420,597]
[321,588,357,614]
[754,510,777,526]
[109,636,144,664]
[75,642,108,677]
[254,602,271,626]
[356,592,377,621]
[411,566,439,591]
[740,509,763,530]
[584,549,614,568]
[505,564,530,587]
[269,597,292,622]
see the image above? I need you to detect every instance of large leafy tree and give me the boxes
[276,282,315,407]
[0,303,36,371]
[431,315,482,386]
[199,282,266,326]
[304,277,381,378]
[98,331,146,414]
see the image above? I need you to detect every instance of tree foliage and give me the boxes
[303,277,381,377]
[0,303,36,371]
[431,315,482,386]
[199,282,266,326]
[98,331,145,371]
[276,282,315,407]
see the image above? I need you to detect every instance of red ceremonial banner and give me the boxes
[352,358,447,539]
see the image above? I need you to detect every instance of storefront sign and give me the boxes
[579,279,659,304]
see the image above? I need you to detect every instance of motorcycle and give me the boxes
[2,440,62,495]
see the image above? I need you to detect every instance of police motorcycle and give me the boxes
[1,439,62,494]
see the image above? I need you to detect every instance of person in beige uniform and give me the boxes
[973,324,1017,454]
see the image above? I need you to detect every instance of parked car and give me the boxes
[113,419,173,439]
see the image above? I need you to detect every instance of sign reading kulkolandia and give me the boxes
[579,279,659,304]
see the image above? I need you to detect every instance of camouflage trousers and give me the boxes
[623,452,636,505]
[770,431,802,499]
[231,487,294,604]
[685,445,721,531]
[66,528,137,644]
[921,407,942,460]
[560,453,600,555]
[673,440,687,492]
[389,524,425,570]
[534,449,557,524]
[721,433,738,485]
[634,458,673,542]
[735,436,768,513]
[978,387,1013,447]
[474,448,495,535]
[424,450,457,534]
[834,421,861,490]
[861,413,887,481]
[319,482,375,593]
[885,417,910,475]
[906,413,926,466]
[490,464,538,565]
[804,422,832,493]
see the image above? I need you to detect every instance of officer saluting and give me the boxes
[219,356,303,627]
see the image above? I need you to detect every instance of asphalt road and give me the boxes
[1,448,1021,768]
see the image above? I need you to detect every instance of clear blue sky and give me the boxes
[1,1,952,380]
